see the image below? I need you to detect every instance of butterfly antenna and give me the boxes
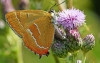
[50,3,56,11]
[50,0,65,10]
[56,0,65,6]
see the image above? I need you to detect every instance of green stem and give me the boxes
[69,52,77,63]
[82,52,86,63]
[52,54,60,63]
[73,54,77,63]
[65,53,72,63]
[72,55,75,63]
[65,52,78,63]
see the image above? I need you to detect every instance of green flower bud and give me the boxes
[81,34,95,53]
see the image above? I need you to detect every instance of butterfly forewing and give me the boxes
[5,10,54,55]
[6,11,25,38]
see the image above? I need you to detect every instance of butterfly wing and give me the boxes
[6,10,45,37]
[5,10,54,56]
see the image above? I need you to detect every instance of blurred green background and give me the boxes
[0,0,100,63]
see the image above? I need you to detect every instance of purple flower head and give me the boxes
[57,8,85,30]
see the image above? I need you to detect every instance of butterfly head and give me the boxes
[48,1,65,25]
[49,9,58,25]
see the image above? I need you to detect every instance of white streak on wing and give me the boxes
[27,29,48,49]
[34,23,41,35]
[15,12,24,28]
[15,12,19,22]
[5,12,22,38]
[6,19,22,38]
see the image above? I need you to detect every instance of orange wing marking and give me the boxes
[27,23,48,49]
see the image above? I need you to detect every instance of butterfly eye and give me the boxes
[48,9,54,13]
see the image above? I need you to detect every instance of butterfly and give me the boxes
[5,10,57,58]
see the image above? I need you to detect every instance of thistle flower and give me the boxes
[57,8,85,30]
[81,34,95,53]
[51,41,68,58]
[65,29,82,52]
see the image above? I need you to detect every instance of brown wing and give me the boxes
[5,10,54,56]
[5,10,46,37]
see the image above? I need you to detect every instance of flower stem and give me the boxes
[68,52,77,63]
[82,52,86,63]
[73,53,77,63]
